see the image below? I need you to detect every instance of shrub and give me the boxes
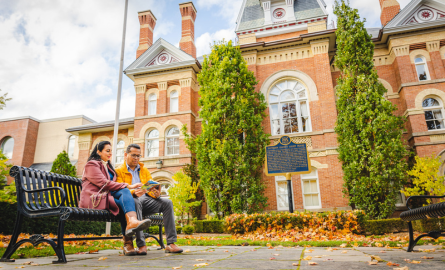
[413,217,445,233]
[363,219,407,235]
[148,226,182,235]
[183,225,194,235]
[194,220,224,233]
[225,210,366,235]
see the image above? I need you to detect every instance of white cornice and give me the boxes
[384,18,445,34]
[125,60,199,76]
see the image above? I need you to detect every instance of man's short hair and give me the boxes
[126,143,141,153]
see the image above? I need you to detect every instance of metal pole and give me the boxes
[286,173,293,213]
[107,0,129,236]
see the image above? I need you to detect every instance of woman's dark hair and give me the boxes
[88,141,115,173]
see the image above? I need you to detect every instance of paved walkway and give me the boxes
[1,245,444,269]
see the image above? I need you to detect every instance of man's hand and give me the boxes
[134,188,147,197]
[128,183,143,189]
[149,186,161,199]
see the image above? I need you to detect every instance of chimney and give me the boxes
[137,10,157,58]
[179,2,197,58]
[379,0,400,26]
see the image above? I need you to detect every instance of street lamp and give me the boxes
[156,159,163,169]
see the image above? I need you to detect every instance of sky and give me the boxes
[0,0,413,123]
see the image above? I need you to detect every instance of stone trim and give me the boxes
[167,85,181,97]
[135,85,146,94]
[440,46,445,59]
[414,141,445,147]
[391,45,409,57]
[78,133,92,151]
[145,88,159,100]
[430,134,445,142]
[403,108,424,117]
[378,78,399,99]
[134,110,198,120]
[426,41,440,52]
[243,52,257,65]
[260,69,319,102]
[269,129,334,140]
[409,49,431,63]
[310,39,329,55]
[140,154,192,162]
[310,159,328,169]
[414,88,445,109]
[309,148,339,157]
[138,119,184,140]
[157,81,167,91]
[397,78,445,93]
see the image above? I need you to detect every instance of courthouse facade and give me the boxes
[4,0,444,213]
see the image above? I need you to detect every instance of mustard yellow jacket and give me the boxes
[115,161,153,195]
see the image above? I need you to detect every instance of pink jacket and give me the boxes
[79,160,128,215]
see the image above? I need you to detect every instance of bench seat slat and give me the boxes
[400,201,445,222]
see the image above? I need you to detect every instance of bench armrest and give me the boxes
[406,195,445,210]
[20,185,67,206]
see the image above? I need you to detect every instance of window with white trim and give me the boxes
[116,140,125,164]
[67,135,76,158]
[145,129,159,157]
[415,56,430,81]
[0,137,14,159]
[269,79,311,135]
[301,168,321,209]
[423,98,445,130]
[148,93,157,115]
[158,180,172,198]
[166,126,180,155]
[170,90,178,113]
[275,175,293,211]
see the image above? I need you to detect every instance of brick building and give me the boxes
[66,0,445,214]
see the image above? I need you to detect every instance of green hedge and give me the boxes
[148,226,182,235]
[194,220,225,233]
[363,218,407,235]
[0,202,122,236]
[413,217,445,233]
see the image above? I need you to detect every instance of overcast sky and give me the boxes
[0,0,412,123]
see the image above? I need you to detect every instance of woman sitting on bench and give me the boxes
[79,141,151,256]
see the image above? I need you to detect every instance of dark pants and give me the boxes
[111,188,136,235]
[133,195,177,247]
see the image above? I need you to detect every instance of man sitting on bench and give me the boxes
[116,144,183,255]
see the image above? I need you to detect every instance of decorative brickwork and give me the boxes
[179,2,197,58]
[379,0,401,26]
[137,10,157,58]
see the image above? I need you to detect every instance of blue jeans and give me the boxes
[111,188,136,235]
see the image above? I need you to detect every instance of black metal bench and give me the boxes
[0,166,165,264]
[400,195,445,252]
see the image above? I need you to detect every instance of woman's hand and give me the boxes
[128,183,143,189]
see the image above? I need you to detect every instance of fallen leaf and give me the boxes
[98,257,107,261]
[88,249,99,254]
[269,257,276,260]
[306,249,314,253]
[326,247,333,252]
[224,250,229,252]
[421,256,433,259]
[292,263,299,266]
[193,263,209,267]
[404,259,410,262]
[184,249,190,253]
[22,262,32,265]
[409,260,421,264]
[273,254,280,256]
[370,255,384,262]
[196,259,204,261]
[387,262,400,267]
[172,267,182,269]
[303,256,312,260]
[308,262,318,265]
[394,267,409,270]
[15,267,25,269]
[341,251,348,254]
[314,256,322,258]
[165,254,172,256]
[379,251,386,253]
[367,261,378,265]
[340,243,347,248]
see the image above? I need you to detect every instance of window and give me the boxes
[415,56,430,81]
[116,140,125,164]
[148,93,157,115]
[0,137,14,159]
[423,98,445,130]
[159,181,172,197]
[166,126,180,155]
[67,135,76,158]
[275,176,294,211]
[269,79,311,135]
[170,90,178,113]
[301,168,321,209]
[145,129,159,157]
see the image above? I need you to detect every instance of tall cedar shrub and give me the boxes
[334,0,408,219]
[183,40,269,218]
[51,150,77,177]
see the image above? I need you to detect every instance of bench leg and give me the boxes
[0,212,23,262]
[407,221,416,252]
[158,224,165,249]
[52,219,67,264]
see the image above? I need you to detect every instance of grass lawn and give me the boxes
[1,235,444,259]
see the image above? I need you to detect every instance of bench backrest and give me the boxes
[10,166,82,214]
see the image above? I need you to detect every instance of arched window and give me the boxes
[301,168,321,209]
[415,56,430,81]
[0,137,14,159]
[116,140,125,164]
[170,90,178,113]
[423,98,445,130]
[148,93,157,115]
[145,129,159,157]
[269,79,311,135]
[67,135,76,158]
[166,126,180,155]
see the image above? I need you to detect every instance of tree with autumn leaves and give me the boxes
[334,0,408,219]
[183,40,269,218]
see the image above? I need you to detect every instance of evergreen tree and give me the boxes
[51,150,77,177]
[182,156,204,219]
[334,0,408,219]
[0,150,13,190]
[183,40,269,218]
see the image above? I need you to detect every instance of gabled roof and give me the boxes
[385,0,445,28]
[235,0,328,32]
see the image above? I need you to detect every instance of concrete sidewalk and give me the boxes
[1,245,444,269]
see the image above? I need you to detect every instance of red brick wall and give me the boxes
[179,4,197,58]
[257,30,308,43]
[379,0,400,26]
[0,118,39,184]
